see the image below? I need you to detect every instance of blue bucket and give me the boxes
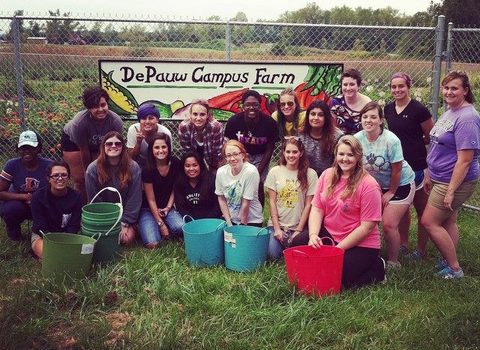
[224,225,269,272]
[182,218,226,266]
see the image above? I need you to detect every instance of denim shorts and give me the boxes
[414,170,425,191]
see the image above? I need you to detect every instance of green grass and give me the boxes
[0,210,479,349]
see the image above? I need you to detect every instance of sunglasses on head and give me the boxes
[105,141,123,147]
[280,101,295,107]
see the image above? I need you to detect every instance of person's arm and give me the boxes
[30,195,49,234]
[258,142,274,176]
[79,146,92,172]
[144,182,169,236]
[267,188,284,242]
[178,121,194,152]
[336,221,377,250]
[158,191,174,217]
[294,194,314,235]
[238,198,250,225]
[121,166,142,225]
[308,205,324,248]
[64,192,83,233]
[208,121,225,170]
[420,118,434,145]
[127,124,143,160]
[382,161,402,207]
[0,178,31,202]
[217,195,233,226]
[444,149,474,211]
[85,163,99,203]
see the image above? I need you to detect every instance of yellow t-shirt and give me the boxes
[271,110,306,136]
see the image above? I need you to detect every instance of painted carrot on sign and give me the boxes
[208,88,248,113]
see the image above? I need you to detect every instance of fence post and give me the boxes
[445,22,453,73]
[225,20,232,61]
[431,15,445,122]
[12,16,26,130]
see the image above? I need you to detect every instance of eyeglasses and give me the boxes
[225,152,242,159]
[280,101,295,108]
[284,136,301,141]
[50,173,69,180]
[105,141,123,148]
[244,103,260,109]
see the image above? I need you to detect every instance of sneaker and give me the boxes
[399,245,410,255]
[436,258,448,271]
[386,260,402,270]
[405,250,425,261]
[436,266,464,279]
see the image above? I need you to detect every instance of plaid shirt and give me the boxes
[178,119,224,168]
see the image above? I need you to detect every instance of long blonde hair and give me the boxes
[326,135,366,199]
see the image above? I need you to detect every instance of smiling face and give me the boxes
[89,97,109,121]
[190,104,209,129]
[283,143,302,168]
[443,78,468,109]
[139,115,158,133]
[336,143,359,177]
[361,108,383,133]
[104,136,123,158]
[18,145,40,163]
[341,77,360,98]
[184,156,201,180]
[279,94,296,120]
[48,165,69,193]
[243,96,260,119]
[308,107,325,129]
[390,77,410,102]
[152,139,169,161]
[224,144,245,172]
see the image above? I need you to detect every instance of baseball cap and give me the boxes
[18,130,39,148]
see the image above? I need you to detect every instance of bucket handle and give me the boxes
[182,215,194,224]
[320,236,335,246]
[90,186,123,208]
[256,226,268,237]
[216,221,227,230]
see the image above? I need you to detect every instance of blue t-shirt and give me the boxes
[354,129,414,189]
[0,157,53,193]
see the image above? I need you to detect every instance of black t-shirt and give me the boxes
[174,175,221,219]
[141,157,180,208]
[384,99,432,171]
[224,112,279,155]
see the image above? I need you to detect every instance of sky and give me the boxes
[2,0,434,21]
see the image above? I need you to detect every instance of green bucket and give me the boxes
[41,233,96,281]
[182,218,226,266]
[80,187,123,264]
[224,226,269,272]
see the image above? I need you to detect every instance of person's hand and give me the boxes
[308,235,323,249]
[120,225,136,244]
[444,191,454,211]
[158,221,170,237]
[274,228,284,242]
[24,192,32,205]
[382,191,394,207]
[424,173,432,195]
[135,125,144,143]
[158,207,170,218]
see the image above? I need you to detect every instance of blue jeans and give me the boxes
[267,226,309,260]
[0,200,32,241]
[138,208,183,245]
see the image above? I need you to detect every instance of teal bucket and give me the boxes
[182,218,226,266]
[41,232,96,281]
[224,225,269,272]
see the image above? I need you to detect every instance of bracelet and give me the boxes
[157,221,164,227]
[121,222,130,228]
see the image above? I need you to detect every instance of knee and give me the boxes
[381,221,396,234]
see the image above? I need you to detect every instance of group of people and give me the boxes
[1,69,478,288]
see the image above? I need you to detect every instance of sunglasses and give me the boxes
[280,101,295,107]
[105,141,123,148]
[284,135,301,141]
[50,173,69,180]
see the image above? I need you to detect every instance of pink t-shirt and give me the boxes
[312,168,382,249]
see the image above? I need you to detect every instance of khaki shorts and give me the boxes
[428,179,478,211]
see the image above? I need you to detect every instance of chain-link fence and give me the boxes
[0,14,478,210]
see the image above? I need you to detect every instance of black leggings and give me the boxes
[319,226,385,289]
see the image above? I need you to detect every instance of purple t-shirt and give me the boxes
[427,104,480,183]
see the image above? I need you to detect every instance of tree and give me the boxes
[45,10,80,44]
[429,0,480,26]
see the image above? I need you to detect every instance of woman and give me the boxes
[138,133,183,249]
[215,140,263,227]
[331,68,371,135]
[265,137,318,259]
[31,161,82,259]
[355,102,416,268]
[299,100,343,176]
[421,71,480,279]
[308,135,385,289]
[0,130,53,241]
[127,102,172,168]
[85,131,142,245]
[384,72,434,259]
[178,99,224,172]
[62,86,123,200]
[271,88,306,138]
[174,151,221,219]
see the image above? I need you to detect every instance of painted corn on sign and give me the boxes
[99,60,343,120]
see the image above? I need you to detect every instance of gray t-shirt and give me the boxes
[63,110,123,153]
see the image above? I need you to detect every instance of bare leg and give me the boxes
[32,238,43,260]
[421,204,460,270]
[382,203,411,263]
[412,189,429,255]
[63,150,87,203]
[398,208,411,248]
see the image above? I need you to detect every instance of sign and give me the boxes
[99,60,343,120]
